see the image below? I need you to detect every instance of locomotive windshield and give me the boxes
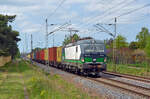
[83,44,105,53]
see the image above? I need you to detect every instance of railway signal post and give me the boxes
[30,34,33,64]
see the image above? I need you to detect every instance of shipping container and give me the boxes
[33,51,36,60]
[49,47,57,62]
[30,52,33,60]
[40,50,45,61]
[56,46,62,62]
[27,54,31,59]
[36,51,40,60]
[44,49,48,61]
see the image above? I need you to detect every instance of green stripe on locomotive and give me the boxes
[64,59,83,64]
[63,57,106,64]
[84,57,105,63]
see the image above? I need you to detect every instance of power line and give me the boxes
[47,0,66,19]
[97,0,137,23]
[78,0,136,28]
[106,3,150,22]
[118,3,150,18]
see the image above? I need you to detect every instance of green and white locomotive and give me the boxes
[62,39,107,76]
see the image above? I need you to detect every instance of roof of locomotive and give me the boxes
[65,39,104,47]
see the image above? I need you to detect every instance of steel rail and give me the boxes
[88,77,150,98]
[103,71,150,83]
[100,77,150,92]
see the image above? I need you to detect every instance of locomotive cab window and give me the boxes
[83,44,104,53]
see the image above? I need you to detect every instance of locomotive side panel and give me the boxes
[65,45,81,60]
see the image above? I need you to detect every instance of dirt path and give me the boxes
[16,61,29,99]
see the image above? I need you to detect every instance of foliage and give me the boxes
[129,41,139,50]
[104,38,113,49]
[115,35,128,49]
[145,35,150,58]
[0,14,20,59]
[105,35,128,49]
[63,34,80,45]
[136,27,150,49]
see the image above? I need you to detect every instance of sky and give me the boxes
[0,0,150,53]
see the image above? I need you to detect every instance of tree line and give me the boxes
[105,27,150,63]
[0,14,20,59]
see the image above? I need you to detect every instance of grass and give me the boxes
[107,62,150,77]
[0,60,97,99]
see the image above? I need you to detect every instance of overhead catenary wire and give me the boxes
[78,0,137,28]
[74,0,128,34]
[106,3,150,23]
[47,0,67,19]
[97,0,138,23]
[118,3,150,18]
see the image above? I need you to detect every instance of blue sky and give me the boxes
[0,0,150,53]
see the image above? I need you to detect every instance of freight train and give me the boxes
[31,39,107,76]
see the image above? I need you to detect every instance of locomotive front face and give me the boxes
[80,43,107,73]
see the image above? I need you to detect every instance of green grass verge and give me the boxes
[0,60,97,99]
[107,63,150,77]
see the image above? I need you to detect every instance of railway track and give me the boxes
[88,77,150,98]
[103,71,150,83]
[27,59,150,98]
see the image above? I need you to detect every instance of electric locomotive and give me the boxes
[62,39,107,76]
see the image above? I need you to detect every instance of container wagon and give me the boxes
[49,47,57,66]
[56,46,62,68]
[44,49,48,64]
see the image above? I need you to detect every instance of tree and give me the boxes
[115,35,128,49]
[0,14,21,59]
[105,38,113,48]
[145,35,150,58]
[129,41,139,50]
[63,34,80,45]
[136,27,150,49]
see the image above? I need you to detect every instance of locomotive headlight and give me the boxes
[104,57,107,62]
[81,58,84,62]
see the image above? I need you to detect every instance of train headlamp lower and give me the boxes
[81,58,84,62]
[104,58,107,62]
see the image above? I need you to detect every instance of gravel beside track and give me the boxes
[30,61,150,99]
[102,73,150,89]
[95,77,150,97]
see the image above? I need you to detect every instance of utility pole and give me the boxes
[53,34,54,47]
[46,18,49,69]
[25,33,28,53]
[46,19,48,48]
[30,34,33,63]
[69,28,72,42]
[113,17,117,72]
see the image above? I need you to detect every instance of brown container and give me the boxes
[48,47,57,62]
